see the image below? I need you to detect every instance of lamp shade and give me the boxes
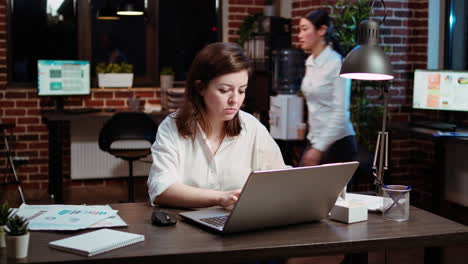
[340,20,394,80]
[117,3,144,16]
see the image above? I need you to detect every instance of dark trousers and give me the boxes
[301,135,358,189]
[321,135,357,164]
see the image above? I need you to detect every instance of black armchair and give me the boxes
[98,112,158,202]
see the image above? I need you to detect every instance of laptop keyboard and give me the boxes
[200,215,228,227]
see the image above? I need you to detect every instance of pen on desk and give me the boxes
[372,172,388,189]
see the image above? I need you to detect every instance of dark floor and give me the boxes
[1,183,467,264]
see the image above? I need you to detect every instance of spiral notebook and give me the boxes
[49,228,144,257]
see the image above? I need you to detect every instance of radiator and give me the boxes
[71,117,152,180]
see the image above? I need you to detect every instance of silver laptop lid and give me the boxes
[223,161,359,233]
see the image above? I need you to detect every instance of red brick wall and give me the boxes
[1,0,434,208]
[290,0,433,207]
[1,87,161,202]
[227,0,266,43]
[0,0,162,201]
[0,0,266,204]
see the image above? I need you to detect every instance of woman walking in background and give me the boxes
[298,10,357,168]
[290,9,358,264]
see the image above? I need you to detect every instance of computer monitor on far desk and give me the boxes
[412,69,468,131]
[38,60,91,112]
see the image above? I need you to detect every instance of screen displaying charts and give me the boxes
[413,69,468,112]
[37,60,90,96]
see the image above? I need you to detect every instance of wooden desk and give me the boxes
[1,203,467,264]
[42,111,167,203]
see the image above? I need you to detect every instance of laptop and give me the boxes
[179,161,359,234]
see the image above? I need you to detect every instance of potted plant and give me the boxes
[5,215,29,258]
[160,66,174,88]
[96,62,134,88]
[0,202,12,248]
[237,12,262,47]
[160,66,174,110]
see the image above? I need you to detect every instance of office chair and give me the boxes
[1,123,27,204]
[98,112,158,202]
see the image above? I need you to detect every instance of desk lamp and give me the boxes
[340,0,394,194]
[331,0,394,223]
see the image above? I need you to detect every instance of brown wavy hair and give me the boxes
[175,42,251,140]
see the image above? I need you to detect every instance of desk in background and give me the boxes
[392,123,468,218]
[1,203,467,264]
[42,111,167,204]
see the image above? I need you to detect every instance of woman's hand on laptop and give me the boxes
[299,147,322,166]
[219,189,241,210]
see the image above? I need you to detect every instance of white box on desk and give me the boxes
[330,200,368,224]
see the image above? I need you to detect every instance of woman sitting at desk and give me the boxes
[147,42,288,208]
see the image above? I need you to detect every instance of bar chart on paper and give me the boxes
[15,204,119,231]
[30,208,116,230]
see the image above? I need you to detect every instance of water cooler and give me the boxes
[269,95,304,139]
[269,48,306,140]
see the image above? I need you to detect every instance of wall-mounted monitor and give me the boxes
[38,60,90,96]
[413,69,468,112]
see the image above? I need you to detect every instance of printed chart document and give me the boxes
[15,204,124,230]
[86,205,127,229]
[49,228,144,257]
[88,213,127,229]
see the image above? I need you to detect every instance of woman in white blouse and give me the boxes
[289,10,358,264]
[298,10,357,167]
[147,42,287,208]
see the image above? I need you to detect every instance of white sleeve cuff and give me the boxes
[313,141,330,152]
[147,175,177,205]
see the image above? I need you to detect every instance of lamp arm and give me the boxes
[372,83,390,192]
[381,83,389,137]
